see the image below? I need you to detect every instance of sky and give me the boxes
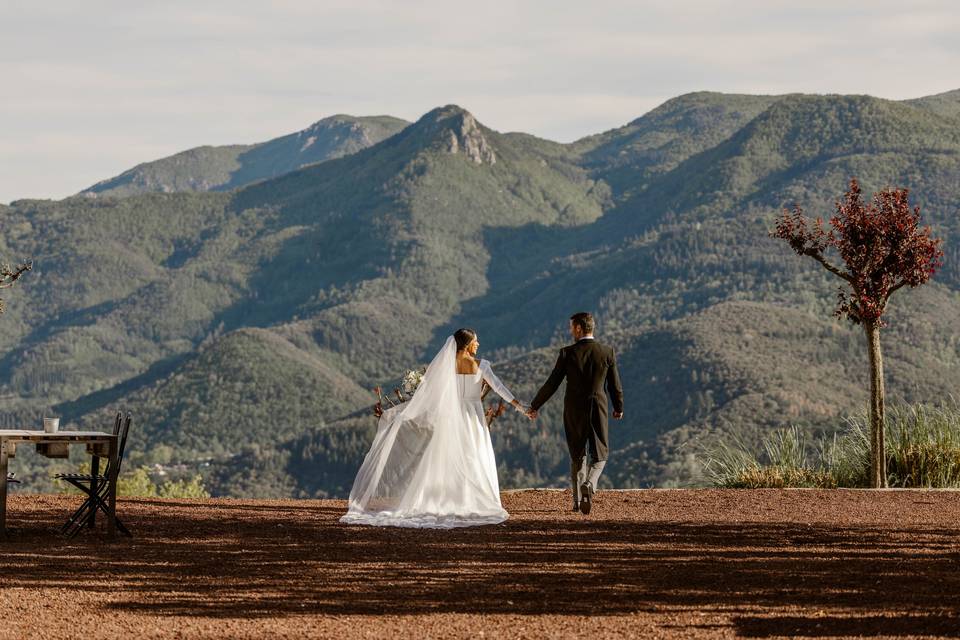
[1,0,958,204]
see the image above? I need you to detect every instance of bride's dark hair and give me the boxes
[453,328,477,352]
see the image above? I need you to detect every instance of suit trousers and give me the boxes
[571,456,606,507]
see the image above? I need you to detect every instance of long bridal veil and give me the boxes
[340,336,507,528]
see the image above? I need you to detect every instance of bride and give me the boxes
[340,328,526,528]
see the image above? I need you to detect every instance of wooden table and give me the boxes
[0,430,118,540]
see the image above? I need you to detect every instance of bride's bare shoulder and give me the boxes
[456,356,480,375]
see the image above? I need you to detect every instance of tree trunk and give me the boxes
[865,320,887,488]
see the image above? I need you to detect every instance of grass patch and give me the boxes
[701,401,960,488]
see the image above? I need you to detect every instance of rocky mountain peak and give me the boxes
[297,116,370,151]
[420,105,497,165]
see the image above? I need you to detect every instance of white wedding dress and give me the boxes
[340,336,514,528]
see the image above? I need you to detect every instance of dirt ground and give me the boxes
[1,489,959,639]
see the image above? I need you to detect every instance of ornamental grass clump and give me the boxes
[702,426,835,489]
[820,418,871,488]
[884,402,960,487]
[702,401,960,488]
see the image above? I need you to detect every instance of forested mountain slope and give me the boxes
[2,90,957,496]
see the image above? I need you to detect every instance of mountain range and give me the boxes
[1,88,958,496]
[81,115,409,197]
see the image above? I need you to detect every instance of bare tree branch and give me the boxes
[886,279,909,299]
[804,250,853,283]
[0,259,32,314]
[0,260,33,289]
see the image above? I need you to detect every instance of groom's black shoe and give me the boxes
[579,482,594,515]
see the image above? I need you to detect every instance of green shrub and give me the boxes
[118,467,160,497]
[158,474,210,499]
[60,465,211,498]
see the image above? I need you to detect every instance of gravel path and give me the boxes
[1,489,959,639]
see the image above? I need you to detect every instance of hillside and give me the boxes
[81,115,409,197]
[907,88,960,120]
[575,92,781,197]
[1,89,959,497]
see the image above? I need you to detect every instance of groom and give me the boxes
[527,312,624,515]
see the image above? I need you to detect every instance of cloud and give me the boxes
[1,0,958,202]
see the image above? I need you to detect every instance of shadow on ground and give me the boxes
[2,492,960,638]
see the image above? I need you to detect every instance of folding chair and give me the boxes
[57,412,132,537]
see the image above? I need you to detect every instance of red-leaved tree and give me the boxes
[772,178,943,487]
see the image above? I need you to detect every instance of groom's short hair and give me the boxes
[570,312,595,334]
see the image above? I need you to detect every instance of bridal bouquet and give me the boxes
[401,368,426,395]
[371,366,505,427]
[372,366,426,418]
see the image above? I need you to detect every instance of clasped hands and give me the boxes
[519,407,624,420]
[513,402,623,421]
[509,399,537,421]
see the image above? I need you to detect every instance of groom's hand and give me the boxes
[613,410,623,420]
[525,408,538,420]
